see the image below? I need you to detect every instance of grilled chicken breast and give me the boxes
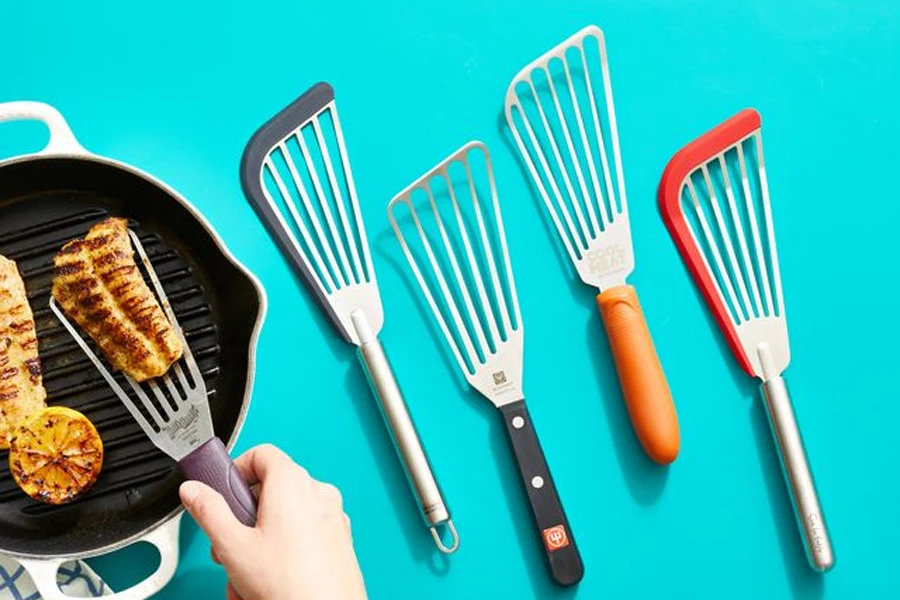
[0,256,46,449]
[52,218,183,382]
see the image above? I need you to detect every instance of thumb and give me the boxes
[180,481,253,552]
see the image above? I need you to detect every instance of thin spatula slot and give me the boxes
[259,102,371,296]
[506,28,626,259]
[505,25,634,289]
[679,132,783,327]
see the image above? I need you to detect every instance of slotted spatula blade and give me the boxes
[658,109,834,572]
[50,230,257,526]
[388,141,583,587]
[504,24,679,464]
[240,83,456,553]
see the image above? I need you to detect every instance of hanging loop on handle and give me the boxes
[429,519,460,554]
[0,101,86,156]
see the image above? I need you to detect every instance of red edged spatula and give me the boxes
[658,109,834,572]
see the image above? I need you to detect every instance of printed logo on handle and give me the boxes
[542,525,569,551]
[807,512,824,554]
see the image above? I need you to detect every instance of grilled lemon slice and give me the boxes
[9,406,103,504]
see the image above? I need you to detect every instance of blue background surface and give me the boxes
[1,1,898,598]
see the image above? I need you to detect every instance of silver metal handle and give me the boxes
[352,312,457,553]
[761,376,834,572]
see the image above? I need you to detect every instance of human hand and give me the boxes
[179,444,367,600]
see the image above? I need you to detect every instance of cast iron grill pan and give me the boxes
[0,158,258,557]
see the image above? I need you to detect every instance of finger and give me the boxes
[226,582,243,600]
[317,482,344,510]
[233,444,298,487]
[210,546,221,565]
[180,481,252,551]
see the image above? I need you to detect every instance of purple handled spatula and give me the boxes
[49,229,257,525]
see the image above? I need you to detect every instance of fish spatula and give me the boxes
[50,230,258,525]
[240,83,457,552]
[504,25,679,464]
[658,109,834,572]
[388,142,583,586]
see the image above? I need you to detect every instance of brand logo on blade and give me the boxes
[542,525,570,551]
[585,244,626,275]
[165,405,200,441]
[493,371,507,385]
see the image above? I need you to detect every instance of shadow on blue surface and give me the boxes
[280,263,351,359]
[158,566,225,597]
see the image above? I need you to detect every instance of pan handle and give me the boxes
[0,101,86,156]
[18,512,183,600]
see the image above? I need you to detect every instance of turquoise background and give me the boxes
[1,1,897,598]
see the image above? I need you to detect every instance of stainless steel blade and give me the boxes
[388,141,523,407]
[505,24,634,292]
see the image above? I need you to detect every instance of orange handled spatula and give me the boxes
[504,25,679,464]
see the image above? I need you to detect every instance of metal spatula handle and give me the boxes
[761,377,834,571]
[352,312,457,553]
